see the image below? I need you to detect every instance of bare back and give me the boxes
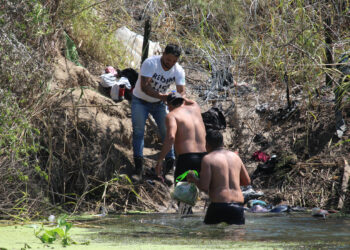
[168,101,206,155]
[201,149,250,203]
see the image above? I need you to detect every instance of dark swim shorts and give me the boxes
[174,152,207,182]
[204,202,245,225]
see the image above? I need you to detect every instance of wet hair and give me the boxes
[167,92,184,107]
[170,98,184,107]
[206,129,224,149]
[164,44,182,57]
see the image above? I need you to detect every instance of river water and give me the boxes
[1,211,350,249]
[78,211,350,249]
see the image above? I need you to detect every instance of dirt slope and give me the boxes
[50,53,350,213]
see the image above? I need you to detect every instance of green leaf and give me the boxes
[39,231,56,244]
[51,228,65,238]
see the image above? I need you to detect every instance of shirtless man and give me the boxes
[155,92,206,182]
[187,129,251,225]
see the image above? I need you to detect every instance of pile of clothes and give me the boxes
[100,66,138,102]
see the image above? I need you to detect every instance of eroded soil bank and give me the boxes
[47,57,350,214]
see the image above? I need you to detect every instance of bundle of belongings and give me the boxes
[172,170,199,206]
[100,66,138,101]
[172,181,199,206]
[201,107,226,132]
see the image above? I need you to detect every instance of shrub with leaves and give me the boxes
[35,214,89,246]
[0,0,52,219]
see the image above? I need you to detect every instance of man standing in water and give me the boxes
[155,92,207,184]
[187,129,251,225]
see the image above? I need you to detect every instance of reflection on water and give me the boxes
[81,212,350,248]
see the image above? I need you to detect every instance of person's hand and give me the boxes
[186,171,198,183]
[155,160,163,177]
[155,160,165,183]
[183,98,194,105]
[159,94,167,102]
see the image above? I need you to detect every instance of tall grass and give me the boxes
[0,0,53,219]
[58,0,132,68]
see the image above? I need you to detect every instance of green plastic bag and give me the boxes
[64,31,82,66]
[171,181,199,206]
[175,170,199,183]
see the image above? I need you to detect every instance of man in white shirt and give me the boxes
[131,44,186,179]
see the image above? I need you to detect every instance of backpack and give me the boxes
[119,68,139,88]
[201,107,226,131]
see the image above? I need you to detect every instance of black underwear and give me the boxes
[174,152,207,182]
[204,202,245,225]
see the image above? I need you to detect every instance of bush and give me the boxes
[0,0,52,219]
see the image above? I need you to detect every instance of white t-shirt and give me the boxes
[133,55,185,103]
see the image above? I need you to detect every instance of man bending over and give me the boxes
[155,92,207,183]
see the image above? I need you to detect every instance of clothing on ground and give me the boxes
[201,107,226,131]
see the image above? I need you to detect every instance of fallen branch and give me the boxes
[337,158,350,210]
[296,162,338,167]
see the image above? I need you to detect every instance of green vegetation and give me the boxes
[59,0,131,68]
[35,214,89,246]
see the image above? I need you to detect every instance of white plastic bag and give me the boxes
[171,181,199,206]
[100,73,117,88]
[110,77,132,101]
[110,84,120,101]
[117,77,132,89]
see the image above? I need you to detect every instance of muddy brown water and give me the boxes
[79,211,350,249]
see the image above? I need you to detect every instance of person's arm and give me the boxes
[155,115,177,176]
[187,157,211,193]
[239,161,251,186]
[176,84,186,98]
[140,76,167,101]
[183,97,195,106]
[175,66,186,97]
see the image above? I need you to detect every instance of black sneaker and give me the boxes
[132,157,144,181]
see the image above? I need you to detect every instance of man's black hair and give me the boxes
[164,44,182,57]
[206,129,224,149]
[170,98,184,107]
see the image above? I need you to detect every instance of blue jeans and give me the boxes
[131,95,175,159]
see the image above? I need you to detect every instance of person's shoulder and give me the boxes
[203,151,217,160]
[209,149,231,159]
[169,106,184,118]
[184,98,196,106]
[227,150,243,164]
[202,153,211,162]
[174,62,185,72]
[141,56,161,75]
[143,55,160,65]
[166,110,177,119]
[225,149,238,158]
